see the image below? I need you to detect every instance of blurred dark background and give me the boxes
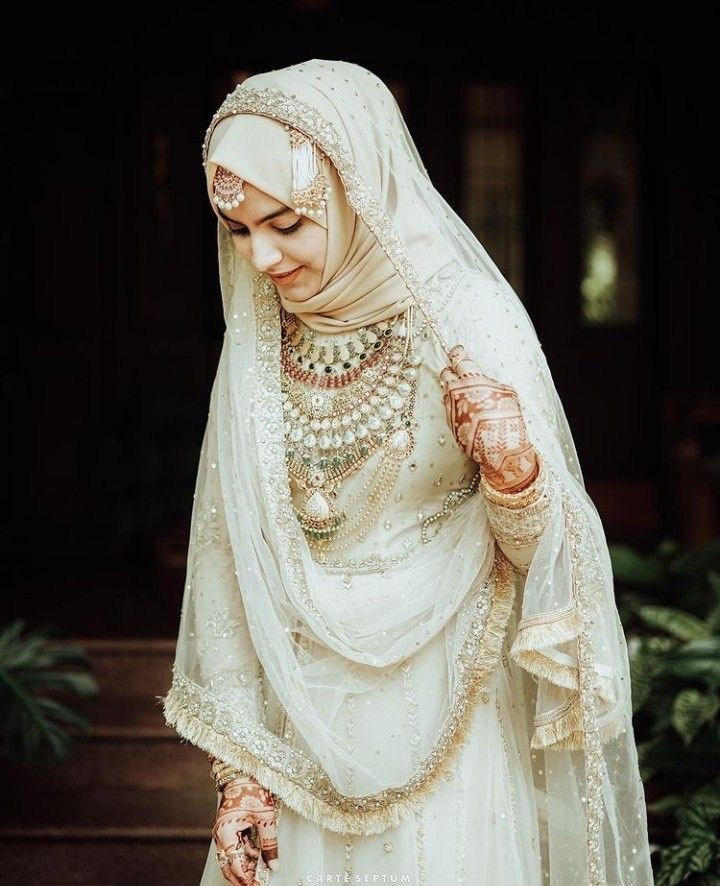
[0,6,717,883]
[2,7,716,638]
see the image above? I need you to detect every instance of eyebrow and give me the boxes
[217,206,293,227]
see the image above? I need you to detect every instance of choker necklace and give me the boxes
[281,305,422,549]
[280,308,401,388]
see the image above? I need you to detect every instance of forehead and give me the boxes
[217,203,294,228]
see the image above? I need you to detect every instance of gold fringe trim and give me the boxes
[163,548,516,836]
[510,602,585,654]
[509,601,619,751]
[530,691,627,750]
[509,603,585,695]
[511,647,580,691]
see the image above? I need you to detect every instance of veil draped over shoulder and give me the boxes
[163,59,653,885]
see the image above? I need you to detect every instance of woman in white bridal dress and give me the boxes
[163,59,654,886]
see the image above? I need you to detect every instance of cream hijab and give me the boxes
[204,113,447,332]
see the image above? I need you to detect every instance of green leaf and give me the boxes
[656,833,720,886]
[684,782,720,821]
[670,541,720,577]
[636,606,712,641]
[646,793,683,814]
[35,697,91,731]
[664,640,720,687]
[0,621,98,765]
[16,670,98,697]
[0,620,27,652]
[671,690,720,747]
[629,644,664,712]
[609,544,666,586]
[706,601,720,634]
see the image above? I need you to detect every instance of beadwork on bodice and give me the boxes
[281,304,482,573]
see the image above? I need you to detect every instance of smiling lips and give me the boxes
[270,267,302,283]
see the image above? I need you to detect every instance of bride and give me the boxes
[163,59,654,885]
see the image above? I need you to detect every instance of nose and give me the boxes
[250,236,283,272]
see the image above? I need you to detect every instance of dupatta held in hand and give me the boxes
[163,59,653,885]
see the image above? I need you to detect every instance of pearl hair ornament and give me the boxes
[286,125,332,218]
[212,165,245,210]
[210,125,331,219]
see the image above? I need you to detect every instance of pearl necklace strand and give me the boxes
[281,305,422,549]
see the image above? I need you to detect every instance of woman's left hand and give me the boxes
[439,344,539,493]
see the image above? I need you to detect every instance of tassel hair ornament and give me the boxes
[286,125,332,218]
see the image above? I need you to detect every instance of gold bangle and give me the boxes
[217,772,245,790]
[480,452,545,509]
[481,455,556,550]
[210,757,245,789]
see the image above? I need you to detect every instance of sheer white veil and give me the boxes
[163,59,653,885]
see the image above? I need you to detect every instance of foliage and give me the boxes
[610,539,720,884]
[0,619,98,764]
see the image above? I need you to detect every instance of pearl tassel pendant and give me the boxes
[286,126,332,218]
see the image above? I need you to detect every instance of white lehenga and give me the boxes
[200,665,543,886]
[165,59,654,886]
[197,314,546,886]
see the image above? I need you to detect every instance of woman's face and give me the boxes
[216,181,327,301]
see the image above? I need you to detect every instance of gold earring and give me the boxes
[212,165,246,210]
[286,126,332,218]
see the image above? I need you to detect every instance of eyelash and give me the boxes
[229,219,303,238]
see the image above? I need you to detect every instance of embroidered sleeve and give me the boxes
[478,452,556,573]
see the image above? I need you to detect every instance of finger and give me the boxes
[453,357,484,377]
[254,807,279,869]
[228,845,259,886]
[220,861,243,886]
[448,344,467,367]
[439,366,459,388]
[215,848,243,886]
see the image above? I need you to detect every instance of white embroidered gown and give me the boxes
[199,310,547,886]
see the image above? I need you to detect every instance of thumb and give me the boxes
[439,365,459,389]
[255,807,279,871]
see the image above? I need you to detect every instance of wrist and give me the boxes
[480,452,556,552]
[210,757,248,791]
[480,451,541,500]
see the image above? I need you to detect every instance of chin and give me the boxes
[284,281,320,301]
[283,290,311,303]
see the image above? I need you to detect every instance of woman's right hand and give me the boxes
[212,773,280,885]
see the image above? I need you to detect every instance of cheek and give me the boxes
[301,229,327,268]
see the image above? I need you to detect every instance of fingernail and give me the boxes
[268,859,280,871]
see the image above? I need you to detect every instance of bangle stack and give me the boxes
[479,453,545,510]
[209,755,247,791]
[479,452,556,549]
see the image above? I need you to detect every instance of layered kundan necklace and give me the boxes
[280,303,422,550]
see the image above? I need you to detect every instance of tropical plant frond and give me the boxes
[0,620,98,765]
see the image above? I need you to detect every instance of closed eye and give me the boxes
[229,219,304,238]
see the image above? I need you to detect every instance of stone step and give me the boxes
[0,738,210,798]
[0,839,210,886]
[0,639,219,884]
[0,787,215,833]
[77,638,177,734]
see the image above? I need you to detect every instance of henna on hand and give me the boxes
[439,344,539,493]
[212,773,279,885]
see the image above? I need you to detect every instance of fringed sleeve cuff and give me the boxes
[506,469,627,751]
[510,602,620,749]
[531,690,627,750]
[479,452,555,574]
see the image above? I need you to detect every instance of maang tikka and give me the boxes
[212,165,245,210]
